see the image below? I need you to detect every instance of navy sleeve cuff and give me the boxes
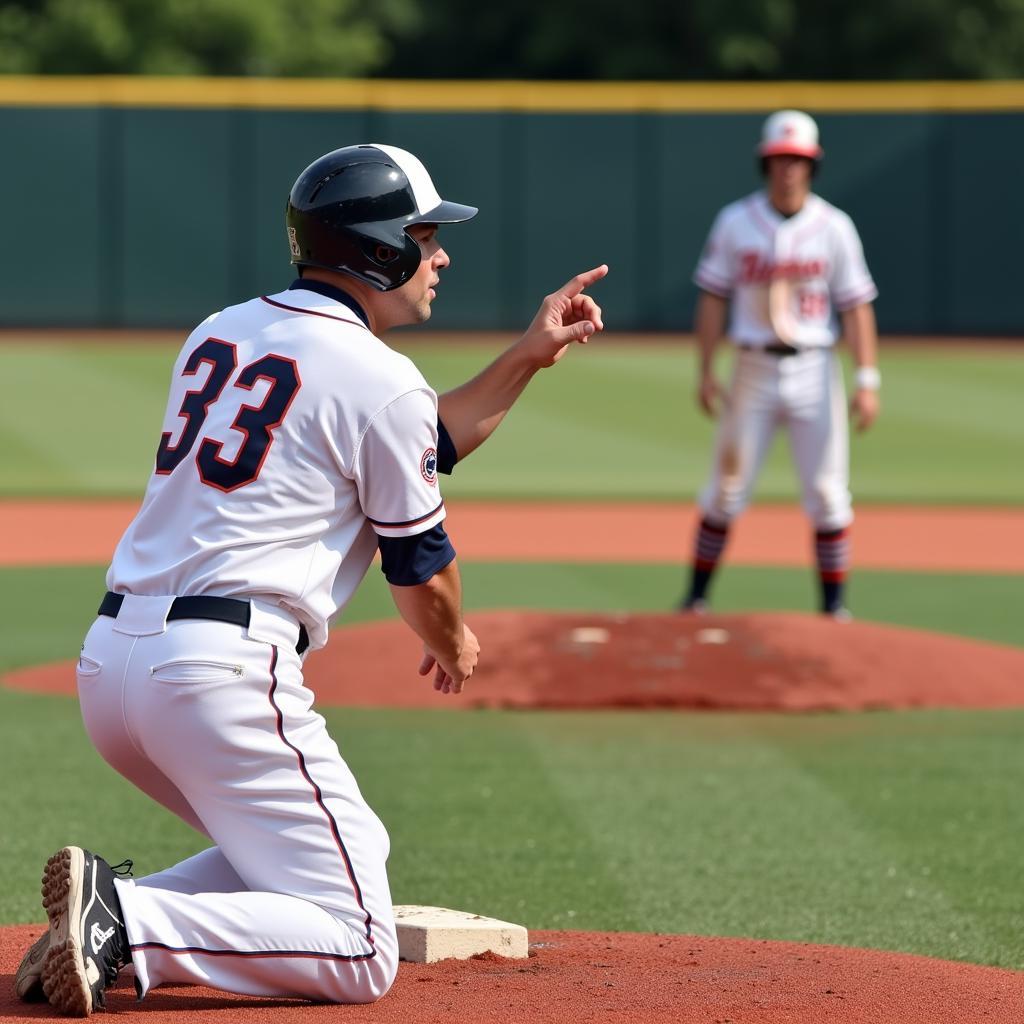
[378,523,456,586]
[436,416,458,475]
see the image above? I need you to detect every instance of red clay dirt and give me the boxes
[2,924,1022,1024]
[2,499,1023,571]
[8,610,1024,712]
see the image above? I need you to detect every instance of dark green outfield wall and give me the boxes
[6,104,1024,333]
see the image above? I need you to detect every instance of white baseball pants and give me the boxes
[699,346,853,531]
[75,595,398,1003]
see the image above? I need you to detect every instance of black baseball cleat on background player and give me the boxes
[39,846,133,1015]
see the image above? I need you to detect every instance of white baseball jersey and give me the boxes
[108,285,445,651]
[694,191,877,347]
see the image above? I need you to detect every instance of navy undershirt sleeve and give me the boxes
[378,523,456,586]
[436,417,458,475]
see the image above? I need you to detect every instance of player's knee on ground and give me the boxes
[332,955,398,1004]
[323,912,399,1004]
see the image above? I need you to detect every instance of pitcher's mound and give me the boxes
[303,610,1024,711]
[3,924,1022,1023]
[5,612,1024,713]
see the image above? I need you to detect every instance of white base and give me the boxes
[393,905,529,963]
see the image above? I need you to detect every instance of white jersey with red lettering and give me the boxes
[694,190,877,348]
[690,189,877,536]
[108,285,444,652]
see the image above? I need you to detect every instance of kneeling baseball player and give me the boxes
[16,143,606,1013]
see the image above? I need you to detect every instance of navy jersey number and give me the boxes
[155,338,237,474]
[156,339,301,490]
[197,355,302,492]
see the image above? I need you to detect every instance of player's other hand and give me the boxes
[518,265,608,368]
[698,373,726,417]
[418,624,480,695]
[850,388,880,432]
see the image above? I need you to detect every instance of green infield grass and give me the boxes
[1,691,1022,969]
[1,339,1021,502]
[1,561,1022,968]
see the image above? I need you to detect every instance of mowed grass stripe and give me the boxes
[5,688,1021,969]
[0,345,169,495]
[777,712,1024,968]
[514,711,1021,964]
[0,562,1020,676]
[362,708,639,931]
[409,342,1024,503]
[1,340,1021,502]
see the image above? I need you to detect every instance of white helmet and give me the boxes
[757,110,823,160]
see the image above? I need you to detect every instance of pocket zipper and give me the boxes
[150,661,244,677]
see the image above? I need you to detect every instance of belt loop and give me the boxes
[107,594,175,637]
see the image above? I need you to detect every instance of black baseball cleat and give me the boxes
[14,929,49,1002]
[39,847,133,1016]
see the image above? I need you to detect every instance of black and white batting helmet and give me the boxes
[285,143,477,291]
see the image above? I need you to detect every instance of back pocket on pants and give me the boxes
[150,659,244,685]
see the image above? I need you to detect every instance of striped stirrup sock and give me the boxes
[685,517,731,604]
[815,526,850,612]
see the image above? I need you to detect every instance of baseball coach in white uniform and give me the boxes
[679,110,881,619]
[18,144,607,1015]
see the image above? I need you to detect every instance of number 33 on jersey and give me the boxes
[108,287,445,653]
[155,338,301,492]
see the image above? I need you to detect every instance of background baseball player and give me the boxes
[19,143,606,1014]
[679,110,880,618]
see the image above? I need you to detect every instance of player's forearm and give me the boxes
[388,558,466,665]
[437,345,538,461]
[842,303,879,371]
[695,292,728,375]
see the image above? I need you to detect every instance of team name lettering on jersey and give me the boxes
[693,192,877,348]
[738,251,828,285]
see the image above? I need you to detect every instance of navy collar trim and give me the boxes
[288,278,370,329]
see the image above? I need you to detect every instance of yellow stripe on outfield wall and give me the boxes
[1,77,1023,112]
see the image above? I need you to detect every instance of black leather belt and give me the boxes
[98,592,309,655]
[740,342,802,357]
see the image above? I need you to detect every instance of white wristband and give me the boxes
[855,366,881,391]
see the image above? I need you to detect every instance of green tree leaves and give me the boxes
[0,0,420,75]
[0,0,1021,79]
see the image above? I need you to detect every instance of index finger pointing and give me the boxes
[555,264,608,299]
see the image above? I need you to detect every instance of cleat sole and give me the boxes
[40,847,93,1016]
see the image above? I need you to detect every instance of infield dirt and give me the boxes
[8,610,1024,712]
[1,499,1022,571]
[2,923,1022,1023]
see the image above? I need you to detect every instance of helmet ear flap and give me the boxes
[357,229,421,286]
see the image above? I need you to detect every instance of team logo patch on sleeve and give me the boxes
[420,447,438,485]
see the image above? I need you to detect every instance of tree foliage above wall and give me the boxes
[0,0,1022,79]
[0,0,418,76]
